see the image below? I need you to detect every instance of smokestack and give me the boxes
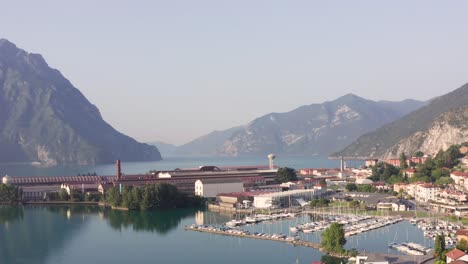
[116,160,121,181]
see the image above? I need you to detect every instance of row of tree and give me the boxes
[0,184,22,203]
[47,189,102,202]
[345,183,378,193]
[105,183,205,210]
[310,197,330,207]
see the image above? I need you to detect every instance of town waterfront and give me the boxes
[0,205,435,264]
[0,157,434,264]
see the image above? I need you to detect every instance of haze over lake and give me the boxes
[0,156,355,177]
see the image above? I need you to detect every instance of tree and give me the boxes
[122,186,140,210]
[400,152,408,170]
[435,177,453,186]
[434,234,446,260]
[345,183,357,192]
[106,183,204,210]
[357,184,377,193]
[321,222,346,254]
[370,162,400,183]
[349,200,360,208]
[414,151,424,157]
[274,167,298,183]
[457,239,468,252]
[0,184,22,203]
[106,186,122,207]
[58,189,70,201]
[397,189,404,199]
[320,256,346,264]
[319,179,327,186]
[310,197,330,208]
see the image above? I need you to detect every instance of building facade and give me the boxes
[416,183,440,202]
[195,178,243,198]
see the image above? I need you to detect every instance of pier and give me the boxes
[184,226,323,251]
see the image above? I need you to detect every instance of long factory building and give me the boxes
[1,161,278,199]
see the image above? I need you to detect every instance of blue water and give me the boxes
[0,206,325,264]
[0,156,359,176]
[0,206,435,264]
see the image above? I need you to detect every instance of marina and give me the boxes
[416,219,461,246]
[198,210,437,257]
[287,214,404,237]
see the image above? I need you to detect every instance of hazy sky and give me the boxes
[2,1,468,145]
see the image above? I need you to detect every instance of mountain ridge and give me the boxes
[0,39,162,165]
[171,94,425,157]
[335,83,468,158]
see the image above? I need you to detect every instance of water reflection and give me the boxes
[0,206,331,264]
[102,208,197,234]
[0,206,23,224]
[0,206,89,264]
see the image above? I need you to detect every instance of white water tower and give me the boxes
[268,154,276,169]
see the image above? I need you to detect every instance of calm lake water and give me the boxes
[0,206,433,264]
[1,157,410,264]
[0,156,359,177]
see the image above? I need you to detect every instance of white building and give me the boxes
[194,178,243,198]
[451,171,468,190]
[446,248,468,263]
[416,183,440,202]
[377,202,408,211]
[253,189,324,209]
[2,175,11,184]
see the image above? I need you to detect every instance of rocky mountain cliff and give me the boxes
[336,83,468,158]
[379,106,468,159]
[176,94,424,157]
[0,39,162,165]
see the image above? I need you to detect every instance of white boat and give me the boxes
[226,219,243,227]
[245,216,259,223]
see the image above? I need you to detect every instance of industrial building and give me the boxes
[2,160,276,200]
[195,178,243,198]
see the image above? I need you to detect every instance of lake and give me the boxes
[0,206,434,264]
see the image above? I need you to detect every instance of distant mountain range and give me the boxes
[156,94,425,157]
[336,83,468,159]
[0,39,161,165]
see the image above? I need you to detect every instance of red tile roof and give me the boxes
[446,248,466,260]
[452,171,468,177]
[419,183,438,189]
[450,260,468,264]
[457,230,468,236]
